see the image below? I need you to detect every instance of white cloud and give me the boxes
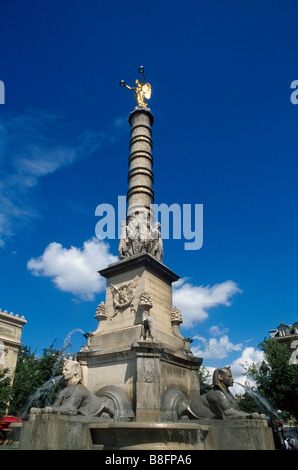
[192,334,243,360]
[27,237,117,301]
[173,278,242,328]
[208,324,229,336]
[229,347,265,394]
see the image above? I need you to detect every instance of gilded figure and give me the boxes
[120,66,151,107]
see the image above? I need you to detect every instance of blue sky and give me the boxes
[1,1,298,388]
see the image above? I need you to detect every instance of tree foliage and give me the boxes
[8,342,63,417]
[244,338,298,420]
[199,365,212,394]
[237,390,265,415]
[0,368,12,418]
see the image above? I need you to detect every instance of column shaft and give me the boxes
[127,107,154,217]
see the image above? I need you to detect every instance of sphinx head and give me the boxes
[212,366,234,392]
[62,360,83,385]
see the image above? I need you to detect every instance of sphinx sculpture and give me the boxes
[30,360,115,418]
[163,367,266,421]
[187,367,265,420]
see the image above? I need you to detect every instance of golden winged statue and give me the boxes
[120,66,151,107]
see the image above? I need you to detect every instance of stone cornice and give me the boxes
[0,308,27,326]
[99,253,180,285]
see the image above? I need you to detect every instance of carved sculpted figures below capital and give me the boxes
[119,212,163,262]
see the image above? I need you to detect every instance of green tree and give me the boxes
[8,342,63,417]
[8,346,39,416]
[244,338,298,420]
[237,392,264,415]
[199,365,212,394]
[0,368,12,418]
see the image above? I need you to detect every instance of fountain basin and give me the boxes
[18,415,207,450]
[18,414,275,450]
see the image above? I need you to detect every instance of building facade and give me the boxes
[0,308,27,383]
[268,321,298,345]
[268,321,298,365]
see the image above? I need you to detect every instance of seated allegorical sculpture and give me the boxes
[118,212,163,262]
[30,359,115,418]
[186,367,266,420]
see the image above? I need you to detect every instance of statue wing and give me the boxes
[127,276,139,291]
[143,83,151,99]
[110,283,119,295]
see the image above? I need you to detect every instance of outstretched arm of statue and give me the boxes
[119,80,135,91]
[138,66,145,85]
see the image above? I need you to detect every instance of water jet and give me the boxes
[234,381,281,419]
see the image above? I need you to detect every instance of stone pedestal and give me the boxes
[92,253,183,349]
[77,254,202,422]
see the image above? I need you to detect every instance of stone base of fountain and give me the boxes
[18,414,275,450]
[197,418,275,450]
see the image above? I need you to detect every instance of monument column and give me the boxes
[78,67,202,424]
[127,107,154,218]
[118,68,163,262]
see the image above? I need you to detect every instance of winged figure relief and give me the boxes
[110,276,139,317]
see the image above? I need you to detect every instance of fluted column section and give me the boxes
[127,106,154,218]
